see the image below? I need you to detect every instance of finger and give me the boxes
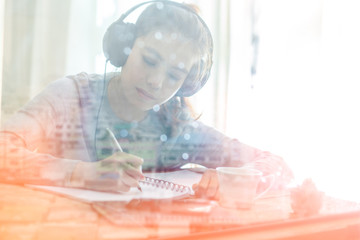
[98,159,117,170]
[84,178,119,192]
[198,169,218,199]
[98,167,141,189]
[121,171,141,188]
[205,171,219,199]
[124,167,145,180]
[95,172,131,192]
[195,170,212,197]
[114,152,144,167]
[214,188,220,200]
[102,152,144,171]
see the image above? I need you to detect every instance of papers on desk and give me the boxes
[26,170,202,203]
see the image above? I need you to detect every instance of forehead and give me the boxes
[136,32,198,65]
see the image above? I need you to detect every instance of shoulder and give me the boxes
[44,72,106,102]
[63,72,102,94]
[65,72,118,98]
[42,72,95,96]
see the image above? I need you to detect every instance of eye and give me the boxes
[167,72,181,82]
[142,55,157,67]
[168,74,181,82]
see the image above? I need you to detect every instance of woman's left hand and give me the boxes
[192,169,220,200]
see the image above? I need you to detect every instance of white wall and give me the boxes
[226,0,360,201]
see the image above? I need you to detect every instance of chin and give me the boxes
[134,100,157,112]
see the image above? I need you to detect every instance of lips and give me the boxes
[136,87,156,100]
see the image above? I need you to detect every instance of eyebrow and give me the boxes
[144,47,189,74]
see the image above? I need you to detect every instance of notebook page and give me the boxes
[26,170,201,202]
[144,170,203,189]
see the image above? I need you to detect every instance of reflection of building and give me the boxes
[95,134,161,169]
[4,146,27,170]
[47,123,84,157]
[120,140,160,169]
[156,127,235,168]
[1,134,28,170]
[160,141,227,166]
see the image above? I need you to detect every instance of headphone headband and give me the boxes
[120,1,195,21]
[118,1,208,31]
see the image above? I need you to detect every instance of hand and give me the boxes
[192,169,220,200]
[70,152,144,192]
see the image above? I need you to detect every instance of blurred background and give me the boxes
[1,0,360,200]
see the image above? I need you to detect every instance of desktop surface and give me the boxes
[0,177,360,239]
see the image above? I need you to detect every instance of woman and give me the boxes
[0,1,292,198]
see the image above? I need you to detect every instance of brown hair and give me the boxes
[135,2,213,97]
[135,3,209,136]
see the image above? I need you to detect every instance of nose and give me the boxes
[146,74,166,90]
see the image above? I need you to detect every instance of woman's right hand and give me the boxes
[70,152,144,192]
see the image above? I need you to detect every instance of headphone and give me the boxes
[102,0,213,97]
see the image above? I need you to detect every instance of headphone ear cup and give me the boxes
[103,22,137,67]
[176,59,211,97]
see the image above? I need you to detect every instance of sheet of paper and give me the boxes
[26,170,203,202]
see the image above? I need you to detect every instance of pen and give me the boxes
[105,128,143,192]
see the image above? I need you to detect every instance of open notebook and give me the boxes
[27,170,202,203]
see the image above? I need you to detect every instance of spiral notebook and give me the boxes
[27,170,202,203]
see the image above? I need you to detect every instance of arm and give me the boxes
[0,130,144,191]
[0,130,80,186]
[0,76,144,191]
[0,78,79,186]
[177,121,293,199]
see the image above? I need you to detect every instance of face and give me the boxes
[118,32,197,111]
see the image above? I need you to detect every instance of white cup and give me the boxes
[216,167,274,209]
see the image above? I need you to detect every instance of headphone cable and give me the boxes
[94,59,110,161]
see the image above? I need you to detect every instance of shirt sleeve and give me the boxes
[159,120,294,189]
[0,77,81,186]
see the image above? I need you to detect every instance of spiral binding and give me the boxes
[140,176,191,193]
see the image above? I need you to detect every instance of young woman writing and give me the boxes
[0,1,293,199]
